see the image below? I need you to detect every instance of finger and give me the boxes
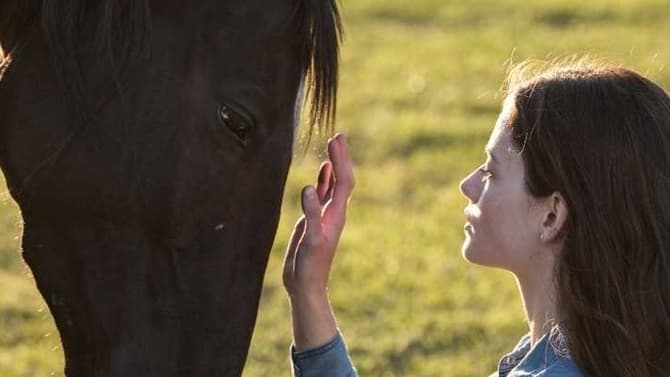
[324,170,335,203]
[301,186,324,247]
[286,216,306,258]
[283,216,306,277]
[327,134,355,215]
[316,161,333,205]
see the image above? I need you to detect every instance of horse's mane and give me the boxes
[0,0,151,127]
[294,0,343,141]
[0,0,342,138]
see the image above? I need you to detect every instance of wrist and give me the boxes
[289,292,332,323]
[289,293,338,352]
[288,289,329,305]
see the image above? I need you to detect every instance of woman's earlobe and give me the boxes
[542,193,568,242]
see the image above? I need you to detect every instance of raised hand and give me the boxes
[282,133,355,351]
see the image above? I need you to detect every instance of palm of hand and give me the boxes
[283,134,355,299]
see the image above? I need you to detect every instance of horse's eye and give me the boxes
[218,103,254,146]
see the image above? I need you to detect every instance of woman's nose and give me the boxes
[459,170,480,202]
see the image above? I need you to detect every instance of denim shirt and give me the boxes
[291,331,358,377]
[291,329,583,377]
[489,329,583,377]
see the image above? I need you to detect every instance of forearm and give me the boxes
[290,293,338,352]
[289,294,358,377]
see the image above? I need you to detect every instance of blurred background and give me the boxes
[2,0,670,376]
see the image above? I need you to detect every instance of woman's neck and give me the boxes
[515,264,559,347]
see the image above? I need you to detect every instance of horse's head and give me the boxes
[0,0,340,375]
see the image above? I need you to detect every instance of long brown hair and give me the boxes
[505,59,670,377]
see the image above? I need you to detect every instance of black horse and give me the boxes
[0,0,341,376]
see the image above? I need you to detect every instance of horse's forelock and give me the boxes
[42,0,151,118]
[294,0,343,147]
[3,0,341,144]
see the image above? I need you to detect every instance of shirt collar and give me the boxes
[497,326,571,376]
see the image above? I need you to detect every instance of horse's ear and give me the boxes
[294,0,343,149]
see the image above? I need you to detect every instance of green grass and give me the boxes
[3,1,670,375]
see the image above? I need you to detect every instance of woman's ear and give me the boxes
[540,192,568,242]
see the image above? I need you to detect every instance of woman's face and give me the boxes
[459,107,545,274]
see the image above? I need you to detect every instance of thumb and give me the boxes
[301,186,323,244]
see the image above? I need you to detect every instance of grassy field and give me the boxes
[3,1,670,376]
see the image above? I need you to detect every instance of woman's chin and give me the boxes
[461,237,479,263]
[461,239,498,267]
[462,247,481,265]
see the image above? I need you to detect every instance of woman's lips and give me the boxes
[464,222,473,233]
[463,206,478,234]
[464,205,481,221]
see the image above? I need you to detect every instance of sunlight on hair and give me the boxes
[501,55,626,99]
[0,50,10,80]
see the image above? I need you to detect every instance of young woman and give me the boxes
[282,61,670,377]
